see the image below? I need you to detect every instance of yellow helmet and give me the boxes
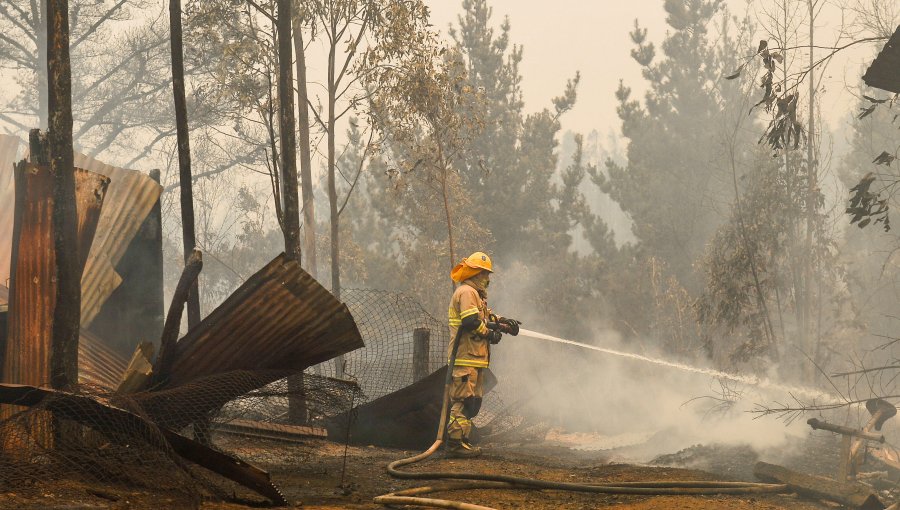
[450,251,493,282]
[463,251,493,272]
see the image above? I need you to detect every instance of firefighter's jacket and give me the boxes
[447,281,490,368]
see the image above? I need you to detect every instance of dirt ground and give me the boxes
[2,434,860,510]
[251,440,834,510]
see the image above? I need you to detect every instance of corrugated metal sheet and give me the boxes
[72,152,162,327]
[74,170,110,272]
[863,26,900,93]
[0,135,22,289]
[79,329,128,390]
[0,135,159,327]
[165,254,365,388]
[2,163,110,388]
[4,161,56,388]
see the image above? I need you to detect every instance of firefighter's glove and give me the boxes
[487,330,503,344]
[487,318,520,336]
[498,317,521,336]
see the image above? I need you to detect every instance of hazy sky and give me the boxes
[424,0,886,143]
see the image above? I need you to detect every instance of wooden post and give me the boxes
[169,0,201,329]
[413,328,430,382]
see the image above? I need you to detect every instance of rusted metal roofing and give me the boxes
[0,135,22,289]
[863,26,900,93]
[3,162,109,389]
[72,152,162,327]
[165,254,365,388]
[0,135,160,328]
[79,329,128,390]
[4,161,59,389]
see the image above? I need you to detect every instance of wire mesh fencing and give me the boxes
[0,287,530,506]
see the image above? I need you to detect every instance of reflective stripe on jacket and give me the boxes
[448,281,490,368]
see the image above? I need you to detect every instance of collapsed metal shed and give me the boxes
[0,134,161,391]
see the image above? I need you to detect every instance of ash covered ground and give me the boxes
[5,429,892,510]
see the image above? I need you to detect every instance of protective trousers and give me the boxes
[446,366,484,442]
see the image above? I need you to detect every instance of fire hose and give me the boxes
[374,328,789,509]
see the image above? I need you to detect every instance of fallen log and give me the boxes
[754,461,884,510]
[808,418,885,443]
[149,248,202,388]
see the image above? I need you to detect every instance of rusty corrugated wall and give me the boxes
[2,162,109,389]
[89,170,164,358]
[165,254,365,388]
[863,27,900,94]
[72,152,162,327]
[0,136,162,328]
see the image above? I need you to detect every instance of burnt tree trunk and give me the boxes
[279,7,318,423]
[327,48,339,300]
[169,0,201,329]
[151,249,202,389]
[325,29,344,378]
[804,0,818,383]
[47,0,79,390]
[292,19,317,278]
[277,0,301,263]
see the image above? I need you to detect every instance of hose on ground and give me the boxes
[375,328,788,509]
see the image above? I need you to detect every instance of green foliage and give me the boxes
[837,86,900,341]
[600,0,743,291]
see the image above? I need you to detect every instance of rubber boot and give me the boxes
[447,439,482,458]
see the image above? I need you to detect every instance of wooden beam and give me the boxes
[754,461,884,509]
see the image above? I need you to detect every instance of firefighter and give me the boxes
[445,251,520,457]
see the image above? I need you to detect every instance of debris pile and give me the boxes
[0,131,364,505]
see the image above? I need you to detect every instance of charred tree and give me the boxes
[152,249,202,388]
[292,19,317,277]
[47,0,79,390]
[169,0,201,329]
[277,0,301,263]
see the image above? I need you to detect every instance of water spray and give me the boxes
[517,328,838,403]
[375,326,790,510]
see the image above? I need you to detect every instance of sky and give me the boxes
[423,0,888,144]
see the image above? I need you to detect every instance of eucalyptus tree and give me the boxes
[297,0,431,300]
[366,42,489,293]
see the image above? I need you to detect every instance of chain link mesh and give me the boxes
[0,287,528,506]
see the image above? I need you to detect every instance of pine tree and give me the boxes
[600,1,738,291]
